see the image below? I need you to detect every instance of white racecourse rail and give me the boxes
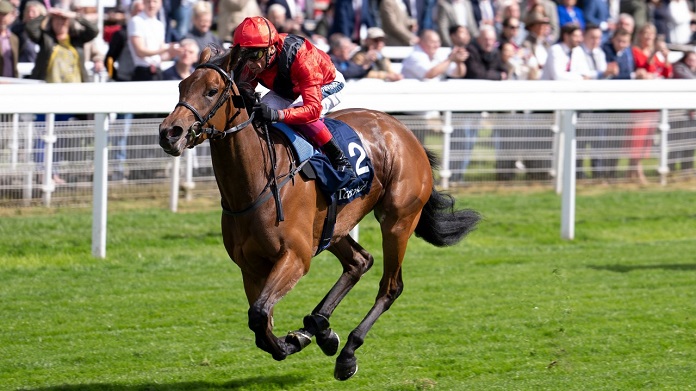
[1,79,695,257]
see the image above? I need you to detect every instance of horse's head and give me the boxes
[159,45,255,156]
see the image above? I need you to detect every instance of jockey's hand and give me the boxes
[255,103,280,122]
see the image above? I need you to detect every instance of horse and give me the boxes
[158,46,481,380]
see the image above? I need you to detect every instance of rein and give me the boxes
[176,60,287,222]
[175,62,255,141]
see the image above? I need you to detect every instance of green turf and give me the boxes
[1,188,695,390]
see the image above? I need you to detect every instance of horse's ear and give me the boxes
[224,44,242,75]
[199,47,213,64]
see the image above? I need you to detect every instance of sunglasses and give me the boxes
[505,25,520,29]
[242,48,267,61]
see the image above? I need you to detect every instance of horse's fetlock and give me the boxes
[303,313,330,333]
[347,330,365,349]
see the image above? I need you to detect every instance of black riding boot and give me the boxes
[322,138,356,179]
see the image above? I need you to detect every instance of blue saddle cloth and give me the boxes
[271,117,374,205]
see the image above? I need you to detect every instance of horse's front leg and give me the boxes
[241,252,311,361]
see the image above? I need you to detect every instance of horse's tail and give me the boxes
[414,150,481,247]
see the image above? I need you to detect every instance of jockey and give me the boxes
[233,16,355,179]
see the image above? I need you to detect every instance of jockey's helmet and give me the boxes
[233,16,279,49]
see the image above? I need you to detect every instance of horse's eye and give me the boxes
[207,89,218,97]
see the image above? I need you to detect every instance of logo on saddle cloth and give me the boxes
[272,117,374,204]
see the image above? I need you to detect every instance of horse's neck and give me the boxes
[210,126,269,208]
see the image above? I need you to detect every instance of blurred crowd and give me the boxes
[1,0,696,184]
[2,0,696,83]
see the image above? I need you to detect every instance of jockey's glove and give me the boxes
[255,103,280,122]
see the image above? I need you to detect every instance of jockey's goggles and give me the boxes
[241,48,267,61]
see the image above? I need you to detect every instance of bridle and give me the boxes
[175,62,255,143]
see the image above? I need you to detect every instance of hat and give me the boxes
[0,0,15,14]
[366,27,385,40]
[524,12,550,29]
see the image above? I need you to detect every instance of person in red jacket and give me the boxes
[233,16,354,178]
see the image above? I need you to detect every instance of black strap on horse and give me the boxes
[220,159,308,218]
[261,119,285,222]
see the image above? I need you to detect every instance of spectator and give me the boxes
[351,26,404,81]
[0,0,19,78]
[444,24,475,182]
[328,33,368,80]
[380,0,419,46]
[521,11,552,79]
[632,22,672,80]
[583,0,611,41]
[647,0,670,42]
[162,37,198,79]
[184,0,221,52]
[499,16,522,48]
[170,0,195,39]
[267,3,292,34]
[216,0,262,43]
[128,0,183,82]
[330,0,377,43]
[620,0,648,32]
[542,23,591,80]
[557,0,586,30]
[602,27,635,79]
[473,0,496,31]
[669,50,696,173]
[628,22,673,185]
[26,6,98,82]
[497,0,526,45]
[436,0,478,47]
[673,50,696,78]
[667,0,692,44]
[464,24,507,80]
[402,28,467,80]
[576,24,619,180]
[501,40,533,79]
[580,24,619,79]
[523,0,560,43]
[25,5,99,184]
[104,0,143,182]
[616,11,637,39]
[10,0,44,64]
[106,0,142,82]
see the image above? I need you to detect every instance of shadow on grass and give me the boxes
[26,375,306,391]
[589,264,696,273]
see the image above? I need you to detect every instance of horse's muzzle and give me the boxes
[158,124,186,156]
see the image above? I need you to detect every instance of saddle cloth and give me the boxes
[272,117,374,205]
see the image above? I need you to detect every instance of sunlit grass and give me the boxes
[1,188,695,390]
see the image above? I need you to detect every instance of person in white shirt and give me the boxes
[579,23,619,79]
[401,28,467,80]
[542,23,590,80]
[128,0,183,81]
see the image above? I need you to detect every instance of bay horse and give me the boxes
[158,46,480,380]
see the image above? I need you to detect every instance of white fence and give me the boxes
[1,79,696,257]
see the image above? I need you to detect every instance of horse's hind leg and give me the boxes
[333,212,418,381]
[288,235,374,356]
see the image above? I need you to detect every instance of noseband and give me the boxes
[175,62,255,141]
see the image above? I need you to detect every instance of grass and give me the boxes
[1,187,695,390]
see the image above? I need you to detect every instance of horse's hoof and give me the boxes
[334,356,358,381]
[316,329,340,356]
[286,330,312,350]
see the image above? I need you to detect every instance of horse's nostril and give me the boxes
[160,125,183,142]
[168,126,184,139]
